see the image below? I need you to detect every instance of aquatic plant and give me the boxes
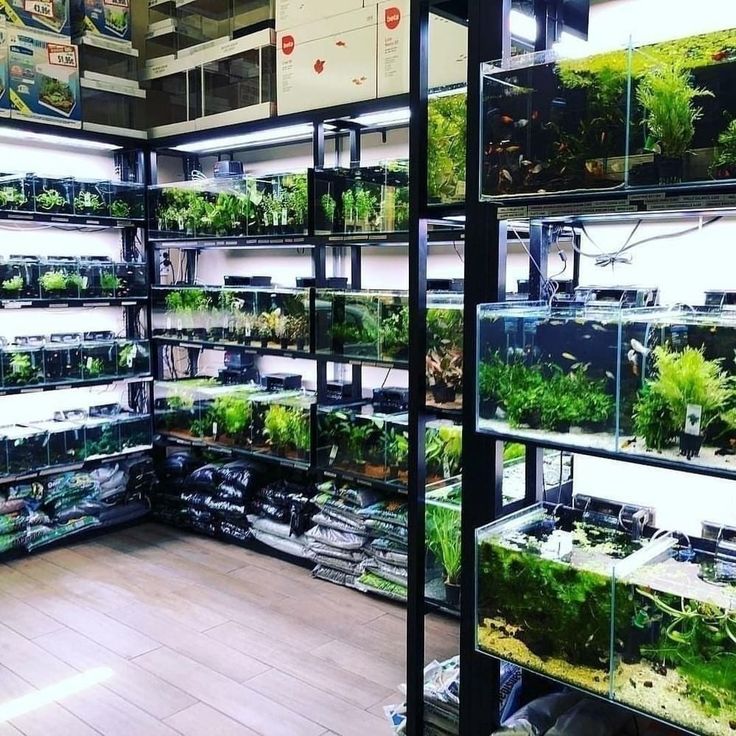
[426,503,461,585]
[40,270,70,293]
[100,273,121,293]
[110,199,131,218]
[212,394,252,440]
[633,384,678,450]
[35,187,67,211]
[321,193,337,225]
[428,93,466,202]
[1,275,23,293]
[711,119,736,176]
[636,63,712,158]
[74,190,106,214]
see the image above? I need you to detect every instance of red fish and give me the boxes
[336,40,347,47]
[314,59,325,74]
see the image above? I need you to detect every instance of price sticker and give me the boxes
[25,0,53,18]
[48,44,77,67]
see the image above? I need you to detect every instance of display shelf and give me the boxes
[0,210,144,228]
[153,336,312,361]
[0,297,148,310]
[318,466,408,494]
[155,431,311,471]
[0,373,152,398]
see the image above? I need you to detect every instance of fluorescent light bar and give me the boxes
[430,85,467,99]
[510,8,538,43]
[0,128,121,151]
[173,124,316,153]
[352,108,411,128]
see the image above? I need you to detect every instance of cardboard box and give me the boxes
[72,0,131,45]
[277,6,377,116]
[8,27,81,127]
[377,0,467,97]
[0,19,8,117]
[276,0,363,30]
[0,0,70,37]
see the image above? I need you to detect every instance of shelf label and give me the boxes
[497,206,529,220]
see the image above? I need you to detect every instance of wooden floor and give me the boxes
[0,523,459,735]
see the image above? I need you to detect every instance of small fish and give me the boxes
[314,59,326,74]
[531,110,539,121]
[713,50,728,61]
[531,163,543,174]
[582,334,592,340]
[503,145,521,153]
[605,371,615,381]
[627,349,640,377]
[352,78,363,85]
[500,169,513,182]
[335,40,347,47]
[630,338,650,356]
[514,119,528,128]
[562,352,577,361]
[549,319,565,326]
[592,324,607,332]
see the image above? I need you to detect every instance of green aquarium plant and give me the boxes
[428,93,466,202]
[636,63,713,181]
[35,187,67,212]
[380,305,409,362]
[7,352,35,384]
[321,193,337,228]
[263,404,292,454]
[212,394,252,442]
[287,408,310,456]
[74,189,106,215]
[1,275,24,295]
[100,273,121,294]
[426,503,461,602]
[110,199,132,218]
[40,270,71,294]
[0,185,28,210]
[711,119,736,178]
[341,189,356,227]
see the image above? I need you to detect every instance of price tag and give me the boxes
[48,44,77,67]
[25,0,53,17]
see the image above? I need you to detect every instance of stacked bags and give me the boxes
[0,482,48,554]
[247,479,317,558]
[356,497,408,601]
[306,483,377,588]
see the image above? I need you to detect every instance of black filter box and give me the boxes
[427,278,464,292]
[262,373,302,391]
[325,380,353,403]
[373,386,409,414]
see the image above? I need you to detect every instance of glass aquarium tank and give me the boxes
[152,285,311,351]
[427,293,464,409]
[175,0,232,52]
[116,261,148,298]
[618,306,736,475]
[143,62,199,135]
[81,332,118,380]
[33,418,86,466]
[118,411,153,451]
[32,175,73,214]
[0,255,40,299]
[39,257,84,300]
[0,173,34,211]
[79,258,117,298]
[428,90,466,204]
[73,179,111,217]
[248,171,307,236]
[315,289,409,365]
[250,390,314,464]
[481,46,629,198]
[475,503,668,694]
[116,340,150,377]
[612,537,736,736]
[43,334,82,384]
[476,301,621,451]
[81,82,147,138]
[426,479,461,608]
[3,425,50,475]
[316,404,409,485]
[2,340,46,388]
[425,420,462,483]
[313,161,409,234]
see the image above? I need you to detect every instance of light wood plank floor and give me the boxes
[0,523,459,735]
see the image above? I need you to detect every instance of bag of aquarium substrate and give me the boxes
[313,564,358,588]
[251,528,310,558]
[7,481,44,507]
[218,460,265,494]
[185,464,222,492]
[493,692,583,735]
[311,512,365,535]
[305,524,367,550]
[45,473,99,503]
[219,520,250,544]
[307,541,364,563]
[0,498,28,516]
[157,451,202,482]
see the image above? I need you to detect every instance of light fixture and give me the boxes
[173,123,318,154]
[510,8,538,43]
[430,85,467,100]
[0,128,121,151]
[351,108,411,128]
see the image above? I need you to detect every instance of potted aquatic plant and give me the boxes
[426,503,461,606]
[711,119,736,179]
[636,63,712,184]
[1,275,24,299]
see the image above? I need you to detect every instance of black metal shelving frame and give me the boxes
[459,3,736,736]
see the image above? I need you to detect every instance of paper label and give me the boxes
[684,404,702,436]
[25,0,52,17]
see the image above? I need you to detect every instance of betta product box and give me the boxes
[0,19,8,117]
[71,0,131,44]
[277,5,377,116]
[0,0,70,37]
[8,27,81,127]
[377,0,467,97]
[275,0,363,30]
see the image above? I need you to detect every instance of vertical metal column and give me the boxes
[406,1,429,734]
[460,1,509,734]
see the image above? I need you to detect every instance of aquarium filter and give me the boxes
[325,380,353,403]
[213,160,244,179]
[573,494,653,542]
[573,285,660,308]
[219,350,259,384]
[261,372,301,391]
[373,387,409,413]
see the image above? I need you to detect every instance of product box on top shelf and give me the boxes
[0,19,8,118]
[81,72,146,137]
[276,5,377,116]
[377,0,468,98]
[0,0,70,36]
[8,28,80,127]
[77,32,137,78]
[275,0,362,30]
[71,0,131,44]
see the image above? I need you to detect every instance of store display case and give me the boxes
[32,176,74,214]
[2,340,45,387]
[81,81,147,137]
[81,332,119,380]
[475,503,669,694]
[250,390,314,463]
[39,257,85,299]
[426,293,464,409]
[152,285,310,350]
[73,179,111,217]
[0,256,40,299]
[313,161,409,234]
[44,334,82,384]
[612,536,736,736]
[477,301,736,476]
[428,91,466,204]
[2,424,50,476]
[316,403,409,485]
[315,289,409,364]
[0,173,34,211]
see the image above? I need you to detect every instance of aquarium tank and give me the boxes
[475,503,671,694]
[428,91,466,204]
[427,293,464,409]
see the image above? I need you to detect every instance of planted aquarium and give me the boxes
[476,301,619,451]
[116,340,150,377]
[116,261,148,298]
[481,46,629,198]
[81,333,118,380]
[39,257,85,299]
[2,424,49,476]
[0,256,40,299]
[2,342,45,387]
[73,179,110,217]
[44,335,82,384]
[428,91,466,204]
[315,290,409,365]
[475,503,666,694]
[313,161,409,234]
[37,66,77,119]
[0,173,34,211]
[33,418,86,466]
[316,404,409,485]
[425,421,462,483]
[250,390,314,463]
[152,285,310,351]
[79,258,117,298]
[33,176,73,214]
[612,538,736,736]
[427,293,464,409]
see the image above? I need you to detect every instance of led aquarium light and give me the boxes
[0,128,121,151]
[173,124,318,154]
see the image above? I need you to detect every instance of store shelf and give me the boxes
[149,233,314,249]
[0,446,153,488]
[0,210,144,228]
[318,466,408,495]
[0,297,148,310]
[154,335,312,360]
[155,432,311,472]
[0,373,152,398]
